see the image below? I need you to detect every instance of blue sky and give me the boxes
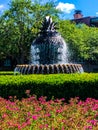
[0,0,98,19]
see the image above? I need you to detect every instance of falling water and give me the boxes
[30,36,69,65]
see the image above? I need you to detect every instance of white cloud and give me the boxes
[56,2,75,14]
[96,12,98,15]
[0,4,4,10]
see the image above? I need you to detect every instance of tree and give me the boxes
[0,0,34,64]
[80,26,98,63]
[0,0,60,65]
[58,20,98,64]
[58,20,84,62]
[31,0,60,35]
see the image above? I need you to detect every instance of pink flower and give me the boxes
[84,126,93,130]
[89,120,97,126]
[27,112,31,116]
[56,109,63,113]
[2,113,8,118]
[92,104,98,111]
[9,96,12,99]
[87,126,93,130]
[18,125,21,129]
[78,101,83,105]
[44,124,48,128]
[35,107,42,112]
[39,124,43,129]
[21,122,27,128]
[32,115,38,120]
[26,120,31,125]
[45,113,51,117]
[61,98,65,101]
[62,126,64,130]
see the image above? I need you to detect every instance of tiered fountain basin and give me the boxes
[15,64,83,74]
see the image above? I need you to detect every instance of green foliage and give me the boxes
[0,71,14,75]
[0,0,34,63]
[58,20,98,63]
[0,73,98,100]
[58,20,84,61]
[81,27,98,62]
[0,0,60,64]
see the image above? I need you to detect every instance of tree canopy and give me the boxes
[58,20,98,64]
[0,0,60,64]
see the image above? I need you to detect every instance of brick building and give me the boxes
[71,10,98,27]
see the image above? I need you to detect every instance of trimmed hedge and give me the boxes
[0,73,98,100]
[0,71,14,75]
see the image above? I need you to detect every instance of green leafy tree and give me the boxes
[0,0,60,65]
[58,20,98,63]
[58,20,85,62]
[80,26,98,63]
[0,0,34,64]
[31,0,60,35]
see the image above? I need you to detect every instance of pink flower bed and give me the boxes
[0,96,98,130]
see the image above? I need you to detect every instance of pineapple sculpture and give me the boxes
[31,16,68,65]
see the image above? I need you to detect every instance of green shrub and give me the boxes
[0,73,98,100]
[0,71,14,75]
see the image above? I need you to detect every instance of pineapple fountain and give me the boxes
[15,16,83,74]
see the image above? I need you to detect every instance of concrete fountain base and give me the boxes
[14,64,83,74]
